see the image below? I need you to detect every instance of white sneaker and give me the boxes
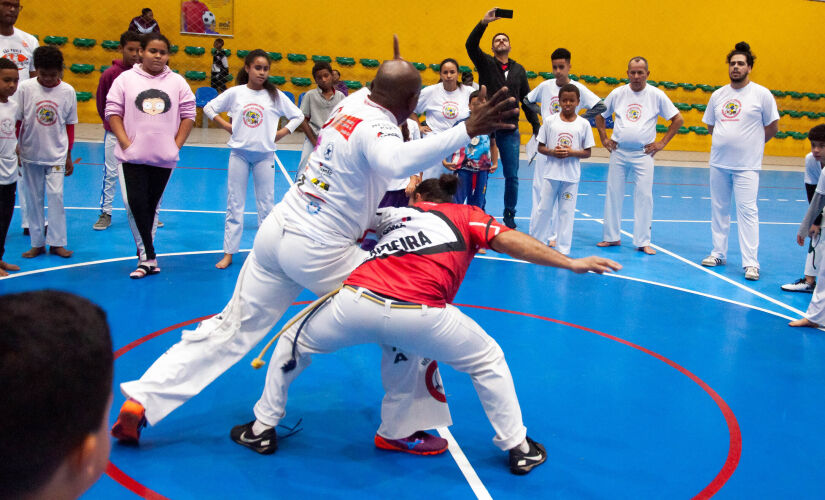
[781,278,815,293]
[744,266,760,281]
[701,255,725,267]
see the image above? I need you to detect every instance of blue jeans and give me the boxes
[494,129,521,215]
[455,170,489,208]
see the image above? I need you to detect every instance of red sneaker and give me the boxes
[374,430,448,456]
[111,399,147,443]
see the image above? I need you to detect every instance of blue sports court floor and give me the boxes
[2,141,824,499]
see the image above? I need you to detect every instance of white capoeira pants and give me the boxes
[99,132,120,215]
[531,179,578,254]
[224,149,275,254]
[529,175,559,243]
[21,161,66,247]
[602,148,654,247]
[121,207,452,437]
[709,166,759,268]
[805,234,825,324]
[804,233,825,277]
[254,286,525,449]
[117,164,163,261]
[17,169,30,229]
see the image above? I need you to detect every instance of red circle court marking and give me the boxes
[109,301,739,499]
[454,303,741,499]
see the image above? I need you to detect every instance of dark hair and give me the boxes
[414,174,458,203]
[0,57,18,71]
[32,46,63,71]
[559,83,580,100]
[119,30,142,47]
[312,60,332,79]
[214,38,224,46]
[727,41,755,67]
[492,32,510,42]
[0,291,113,498]
[142,7,152,15]
[332,69,341,77]
[135,88,171,113]
[438,58,461,87]
[627,56,648,70]
[809,124,825,143]
[469,89,482,103]
[551,48,571,62]
[140,32,170,50]
[461,71,473,85]
[237,49,278,103]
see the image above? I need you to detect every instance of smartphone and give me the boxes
[494,8,513,18]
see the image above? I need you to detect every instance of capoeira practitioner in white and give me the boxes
[790,151,825,328]
[230,175,621,473]
[782,125,825,293]
[203,49,305,270]
[112,40,522,452]
[524,48,603,247]
[531,84,595,254]
[595,56,682,255]
[700,42,779,281]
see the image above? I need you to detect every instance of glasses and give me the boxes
[0,3,21,10]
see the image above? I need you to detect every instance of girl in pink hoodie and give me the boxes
[105,33,196,278]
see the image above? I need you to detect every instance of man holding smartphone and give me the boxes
[466,7,541,229]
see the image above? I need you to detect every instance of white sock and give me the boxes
[517,439,530,453]
[252,419,272,436]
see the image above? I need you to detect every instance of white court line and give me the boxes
[474,254,800,321]
[0,249,249,280]
[24,206,262,216]
[437,427,492,500]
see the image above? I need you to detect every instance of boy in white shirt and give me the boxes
[525,47,603,246]
[16,46,77,258]
[531,84,594,255]
[297,61,345,174]
[596,56,682,255]
[0,57,19,276]
[781,124,825,293]
[700,42,779,280]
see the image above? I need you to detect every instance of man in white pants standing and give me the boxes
[112,44,521,454]
[595,57,682,255]
[700,42,779,280]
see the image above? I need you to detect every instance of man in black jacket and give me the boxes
[466,7,541,229]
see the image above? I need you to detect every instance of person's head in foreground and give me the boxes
[0,290,113,500]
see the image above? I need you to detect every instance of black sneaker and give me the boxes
[509,436,546,475]
[503,210,517,229]
[231,420,278,454]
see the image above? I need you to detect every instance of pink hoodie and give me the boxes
[105,64,196,168]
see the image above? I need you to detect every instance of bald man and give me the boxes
[113,47,519,455]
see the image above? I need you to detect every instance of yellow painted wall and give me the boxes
[18,0,825,156]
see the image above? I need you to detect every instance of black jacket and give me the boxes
[466,21,540,134]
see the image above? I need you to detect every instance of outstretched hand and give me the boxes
[481,7,499,24]
[568,256,622,275]
[464,85,518,137]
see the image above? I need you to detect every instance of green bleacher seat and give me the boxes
[101,40,119,50]
[184,46,205,56]
[268,76,286,85]
[69,63,94,74]
[287,53,307,63]
[73,38,95,48]
[184,71,207,81]
[360,59,379,68]
[335,57,355,66]
[290,77,312,86]
[312,55,332,63]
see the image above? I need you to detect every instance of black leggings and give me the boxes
[0,182,14,260]
[122,163,171,261]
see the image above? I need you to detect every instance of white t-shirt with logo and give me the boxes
[703,82,780,171]
[388,118,422,191]
[602,84,678,148]
[414,83,474,134]
[0,99,18,184]
[15,79,77,165]
[0,28,38,81]
[526,79,601,122]
[536,114,595,182]
[203,85,304,153]
[805,152,822,185]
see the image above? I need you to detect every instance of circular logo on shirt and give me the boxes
[550,96,560,114]
[323,143,334,160]
[557,132,573,148]
[441,100,459,120]
[626,104,642,122]
[722,99,741,119]
[35,101,58,126]
[0,118,13,137]
[242,103,264,128]
[562,191,574,201]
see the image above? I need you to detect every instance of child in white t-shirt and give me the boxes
[16,46,77,259]
[531,84,594,255]
[0,58,19,276]
[204,49,305,269]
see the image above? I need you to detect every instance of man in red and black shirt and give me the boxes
[233,175,620,475]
